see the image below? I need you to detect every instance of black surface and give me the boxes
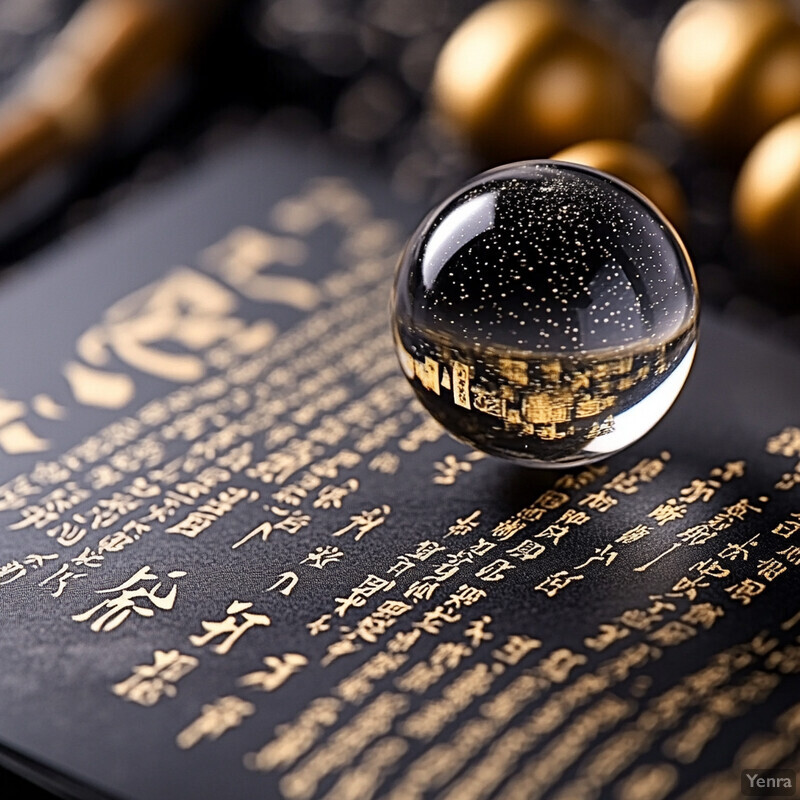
[0,128,798,798]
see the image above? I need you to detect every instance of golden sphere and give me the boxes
[552,139,687,229]
[432,0,645,161]
[734,113,800,280]
[655,0,800,155]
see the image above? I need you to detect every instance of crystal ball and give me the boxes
[391,160,699,467]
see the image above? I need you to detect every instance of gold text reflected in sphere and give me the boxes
[552,139,686,230]
[432,0,645,162]
[655,0,800,155]
[734,113,800,280]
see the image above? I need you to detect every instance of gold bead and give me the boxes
[655,0,800,155]
[432,0,645,161]
[551,139,687,229]
[733,113,800,280]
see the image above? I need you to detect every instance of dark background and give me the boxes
[1,0,798,347]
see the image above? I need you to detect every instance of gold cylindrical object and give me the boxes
[734,113,800,280]
[655,0,800,155]
[0,0,225,198]
[552,139,686,229]
[432,0,645,162]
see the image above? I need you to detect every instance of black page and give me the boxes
[0,129,798,800]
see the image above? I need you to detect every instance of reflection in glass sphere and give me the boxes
[391,160,699,467]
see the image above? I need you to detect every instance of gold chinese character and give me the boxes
[578,489,618,512]
[535,571,584,597]
[766,427,800,457]
[387,629,422,654]
[691,558,731,579]
[322,635,362,666]
[404,578,440,603]
[475,558,515,582]
[584,624,629,652]
[70,269,271,408]
[778,545,800,565]
[725,579,766,605]
[536,648,587,683]
[492,635,541,665]
[648,621,696,647]
[112,649,198,706]
[39,563,88,598]
[536,490,569,510]
[238,653,308,692]
[232,520,273,550]
[201,225,318,308]
[634,542,682,572]
[72,566,185,632]
[368,452,400,475]
[522,391,570,424]
[559,509,591,526]
[491,516,527,541]
[0,397,50,455]
[301,546,344,569]
[710,460,745,481]
[709,498,763,530]
[273,508,312,534]
[335,575,396,617]
[535,522,570,545]
[387,554,416,578]
[718,534,759,561]
[669,574,707,602]
[176,696,255,750]
[445,584,487,609]
[773,515,800,538]
[452,360,471,409]
[616,524,651,544]
[680,603,724,630]
[267,572,299,596]
[415,356,441,394]
[272,485,307,507]
[189,600,271,654]
[679,479,720,504]
[472,387,505,418]
[411,540,446,561]
[413,605,461,635]
[22,553,59,569]
[0,560,26,585]
[332,505,390,541]
[307,613,332,636]
[573,544,618,569]
[676,524,716,546]
[464,615,493,647]
[506,539,546,561]
[648,499,687,526]
[445,510,482,537]
[313,479,359,510]
[756,558,787,582]
[47,522,88,547]
[433,455,475,486]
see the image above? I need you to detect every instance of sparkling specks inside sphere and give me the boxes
[391,160,699,467]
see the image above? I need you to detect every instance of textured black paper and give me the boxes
[0,129,799,800]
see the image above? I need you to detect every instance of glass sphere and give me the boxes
[391,160,699,467]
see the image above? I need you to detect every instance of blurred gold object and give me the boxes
[552,139,686,229]
[655,0,800,155]
[432,0,645,162]
[734,113,800,280]
[0,0,225,198]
